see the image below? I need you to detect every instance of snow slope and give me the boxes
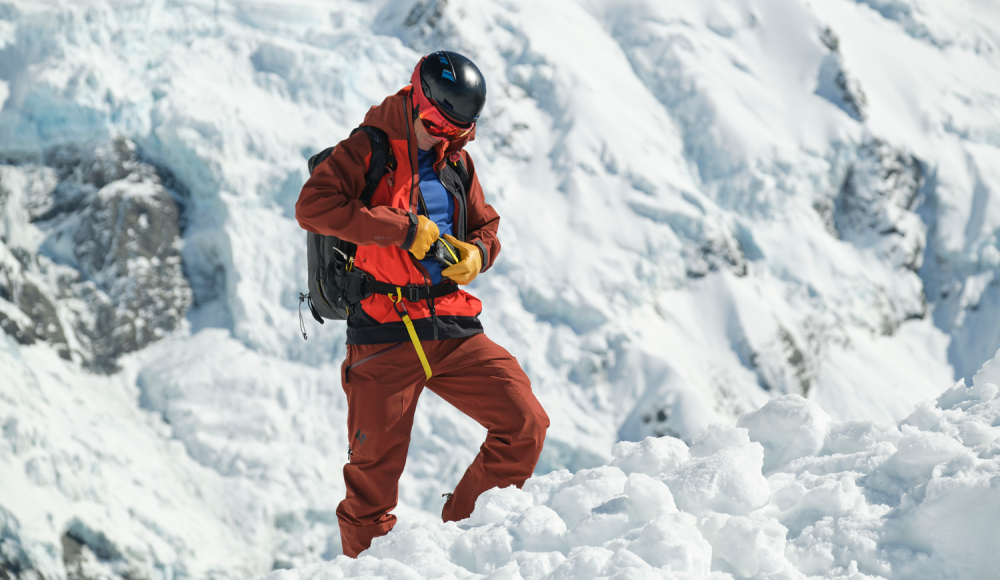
[265,352,1000,580]
[1,0,1000,577]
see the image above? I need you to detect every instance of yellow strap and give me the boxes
[443,240,459,264]
[389,289,433,380]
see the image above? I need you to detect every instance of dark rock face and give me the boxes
[62,521,149,580]
[833,139,924,268]
[816,28,868,122]
[0,137,192,372]
[0,262,70,358]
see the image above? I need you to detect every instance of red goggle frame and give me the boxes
[410,56,475,140]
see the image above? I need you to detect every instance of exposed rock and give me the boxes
[833,138,925,273]
[62,522,149,580]
[1,138,192,372]
[684,235,748,279]
[0,241,70,359]
[816,27,868,122]
[0,272,69,357]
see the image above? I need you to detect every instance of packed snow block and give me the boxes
[466,486,535,527]
[509,552,567,579]
[522,470,575,507]
[361,521,465,576]
[450,525,515,574]
[689,424,752,458]
[822,420,903,456]
[622,473,677,523]
[509,505,568,553]
[564,505,632,550]
[698,513,795,579]
[767,472,870,537]
[737,395,832,473]
[545,546,614,580]
[864,430,970,507]
[548,466,628,529]
[341,556,425,580]
[610,436,691,477]
[661,435,770,516]
[620,512,712,574]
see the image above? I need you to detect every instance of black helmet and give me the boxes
[410,51,487,126]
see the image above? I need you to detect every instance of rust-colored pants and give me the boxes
[336,333,549,558]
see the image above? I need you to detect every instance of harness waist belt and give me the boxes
[363,280,460,302]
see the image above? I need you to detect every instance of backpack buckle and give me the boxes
[406,285,422,302]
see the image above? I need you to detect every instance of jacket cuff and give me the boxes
[474,240,489,272]
[400,212,419,250]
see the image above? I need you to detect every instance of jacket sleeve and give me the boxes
[462,152,500,272]
[295,131,416,248]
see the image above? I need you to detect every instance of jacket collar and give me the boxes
[362,86,475,172]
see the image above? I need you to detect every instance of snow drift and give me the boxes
[267,353,1000,580]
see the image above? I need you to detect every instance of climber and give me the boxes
[295,50,549,558]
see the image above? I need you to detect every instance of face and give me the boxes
[414,117,449,151]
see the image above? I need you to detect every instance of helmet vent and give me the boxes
[442,99,455,110]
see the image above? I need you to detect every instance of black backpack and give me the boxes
[298,126,472,339]
[299,127,394,337]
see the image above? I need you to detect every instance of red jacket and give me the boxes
[296,87,500,344]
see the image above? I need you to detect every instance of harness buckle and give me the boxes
[407,285,422,303]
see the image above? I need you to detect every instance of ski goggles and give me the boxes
[410,58,475,140]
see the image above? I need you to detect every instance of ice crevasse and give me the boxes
[267,349,1000,580]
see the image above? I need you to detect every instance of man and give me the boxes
[295,51,549,558]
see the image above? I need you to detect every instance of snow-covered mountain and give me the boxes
[1,0,1000,578]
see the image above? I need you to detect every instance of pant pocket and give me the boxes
[344,343,403,383]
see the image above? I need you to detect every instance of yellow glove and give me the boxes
[409,215,440,260]
[441,234,483,285]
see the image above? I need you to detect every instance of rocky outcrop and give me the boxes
[0,249,70,359]
[816,27,868,122]
[61,522,149,580]
[832,138,925,273]
[0,138,192,372]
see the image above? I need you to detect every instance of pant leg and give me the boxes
[337,342,426,558]
[424,334,550,522]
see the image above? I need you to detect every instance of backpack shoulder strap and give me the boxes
[448,151,472,194]
[350,126,394,206]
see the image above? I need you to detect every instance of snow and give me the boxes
[1,0,1000,577]
[263,350,1000,579]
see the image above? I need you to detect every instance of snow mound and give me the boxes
[266,351,1000,580]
